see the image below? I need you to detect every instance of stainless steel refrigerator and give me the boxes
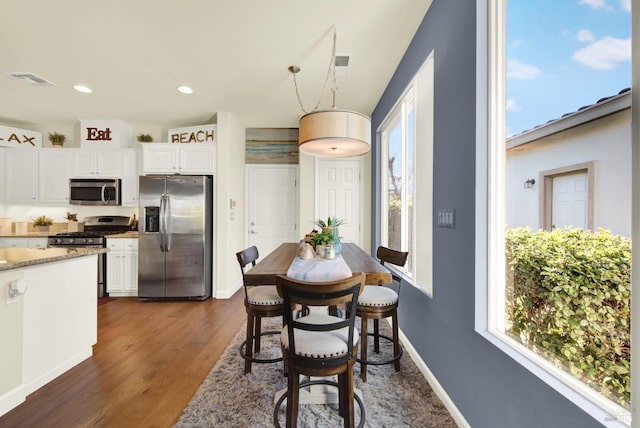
[138,175,213,300]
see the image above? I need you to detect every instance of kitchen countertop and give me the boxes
[107,231,138,238]
[0,232,53,238]
[0,247,109,272]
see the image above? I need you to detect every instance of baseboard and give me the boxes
[214,280,242,299]
[23,348,93,397]
[398,327,470,428]
[0,385,26,418]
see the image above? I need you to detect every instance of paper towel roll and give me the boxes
[15,222,28,235]
[0,218,11,235]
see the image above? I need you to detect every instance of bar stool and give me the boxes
[236,246,287,374]
[355,246,408,382]
[273,273,365,428]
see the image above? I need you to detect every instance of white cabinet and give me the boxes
[38,149,73,204]
[0,149,5,203]
[142,144,215,174]
[72,150,122,178]
[0,238,47,248]
[5,150,38,204]
[4,149,73,205]
[106,238,138,296]
[121,149,140,207]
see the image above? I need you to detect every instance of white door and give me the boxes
[317,159,362,246]
[552,172,588,230]
[247,166,298,258]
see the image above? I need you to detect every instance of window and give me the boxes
[477,0,633,425]
[380,52,433,294]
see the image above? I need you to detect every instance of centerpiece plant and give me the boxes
[313,216,345,255]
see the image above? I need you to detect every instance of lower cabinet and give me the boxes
[0,238,48,248]
[106,238,138,297]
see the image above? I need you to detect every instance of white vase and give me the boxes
[315,245,326,257]
[68,220,78,232]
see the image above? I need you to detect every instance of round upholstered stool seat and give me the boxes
[355,246,409,382]
[357,286,398,307]
[236,246,288,375]
[281,313,359,358]
[247,285,285,305]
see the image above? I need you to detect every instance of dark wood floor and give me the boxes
[0,291,246,428]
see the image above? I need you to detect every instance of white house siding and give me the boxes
[506,108,631,237]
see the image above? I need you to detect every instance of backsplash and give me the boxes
[0,205,137,227]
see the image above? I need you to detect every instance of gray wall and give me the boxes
[371,1,602,427]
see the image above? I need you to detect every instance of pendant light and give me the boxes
[289,29,371,157]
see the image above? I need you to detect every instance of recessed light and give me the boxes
[177,85,193,94]
[73,85,92,93]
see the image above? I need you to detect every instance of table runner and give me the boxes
[286,254,352,282]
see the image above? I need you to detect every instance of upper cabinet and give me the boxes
[0,149,6,203]
[142,144,215,175]
[121,149,139,207]
[72,149,123,178]
[5,150,38,204]
[39,149,73,205]
[5,149,74,205]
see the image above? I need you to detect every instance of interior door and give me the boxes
[317,159,362,246]
[247,166,298,258]
[552,171,588,230]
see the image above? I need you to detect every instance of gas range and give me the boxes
[48,233,106,247]
[47,216,131,248]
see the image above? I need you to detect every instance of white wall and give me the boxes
[212,112,246,298]
[506,109,631,237]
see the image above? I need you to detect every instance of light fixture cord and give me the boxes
[291,28,337,114]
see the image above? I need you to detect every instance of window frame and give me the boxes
[378,51,435,296]
[474,0,632,425]
[380,87,415,279]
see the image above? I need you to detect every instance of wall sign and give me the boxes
[0,125,42,148]
[80,119,132,149]
[168,125,216,144]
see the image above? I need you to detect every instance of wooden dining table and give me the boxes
[246,242,390,408]
[243,242,392,286]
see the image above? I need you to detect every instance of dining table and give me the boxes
[243,242,392,286]
[244,242,392,407]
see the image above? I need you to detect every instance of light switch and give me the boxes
[437,209,455,228]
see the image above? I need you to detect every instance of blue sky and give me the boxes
[506,0,631,136]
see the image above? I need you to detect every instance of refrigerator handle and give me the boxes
[159,193,167,252]
[165,193,172,252]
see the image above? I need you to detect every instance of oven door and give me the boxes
[70,178,121,206]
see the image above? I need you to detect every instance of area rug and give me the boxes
[175,318,457,428]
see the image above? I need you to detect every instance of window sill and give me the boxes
[475,327,630,427]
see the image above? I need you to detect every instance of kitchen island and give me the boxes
[0,247,108,417]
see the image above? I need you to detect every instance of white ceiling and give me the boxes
[0,1,431,131]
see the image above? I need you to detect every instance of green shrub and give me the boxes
[506,227,630,406]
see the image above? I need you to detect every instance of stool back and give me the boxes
[276,273,364,370]
[236,246,259,301]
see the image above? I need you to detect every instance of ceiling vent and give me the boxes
[334,54,350,77]
[7,72,56,87]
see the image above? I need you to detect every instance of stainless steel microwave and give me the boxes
[69,178,121,206]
